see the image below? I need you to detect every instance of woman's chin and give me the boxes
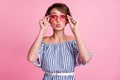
[53,27,64,31]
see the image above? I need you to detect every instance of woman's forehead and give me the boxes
[50,8,65,15]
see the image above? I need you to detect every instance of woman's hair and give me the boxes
[45,3,72,17]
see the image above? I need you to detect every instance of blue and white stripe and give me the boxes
[34,40,92,80]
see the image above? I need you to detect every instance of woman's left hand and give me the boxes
[67,15,79,32]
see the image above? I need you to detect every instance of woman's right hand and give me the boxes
[39,15,50,31]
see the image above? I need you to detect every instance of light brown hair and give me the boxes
[45,3,72,17]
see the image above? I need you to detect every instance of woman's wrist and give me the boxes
[39,29,46,34]
[72,27,79,35]
[37,29,46,38]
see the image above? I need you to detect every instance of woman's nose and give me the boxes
[56,17,60,22]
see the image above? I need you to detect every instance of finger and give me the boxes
[70,16,77,24]
[73,20,77,25]
[45,15,50,20]
[70,17,76,25]
[40,20,44,26]
[45,15,50,18]
[67,15,72,23]
[67,15,79,27]
[75,20,79,26]
[46,16,50,22]
[67,15,75,23]
[44,15,50,23]
[67,15,72,19]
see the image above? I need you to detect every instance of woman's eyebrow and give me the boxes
[50,12,65,15]
[50,12,56,14]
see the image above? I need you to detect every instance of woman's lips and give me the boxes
[56,24,61,27]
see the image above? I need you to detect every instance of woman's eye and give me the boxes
[51,15,57,19]
[61,15,66,18]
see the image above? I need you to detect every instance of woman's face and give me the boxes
[49,8,67,31]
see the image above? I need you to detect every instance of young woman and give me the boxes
[27,3,92,80]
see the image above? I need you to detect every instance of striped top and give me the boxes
[34,40,92,80]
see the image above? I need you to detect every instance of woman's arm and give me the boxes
[27,16,49,63]
[27,30,45,63]
[73,29,91,64]
[67,15,91,64]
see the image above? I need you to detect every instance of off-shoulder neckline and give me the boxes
[41,39,75,45]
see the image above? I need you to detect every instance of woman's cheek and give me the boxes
[49,20,55,27]
[50,19,55,23]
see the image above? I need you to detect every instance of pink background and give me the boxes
[0,0,120,80]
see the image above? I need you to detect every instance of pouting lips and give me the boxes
[56,24,61,27]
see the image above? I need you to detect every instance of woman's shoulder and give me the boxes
[42,35,75,44]
[42,36,51,43]
[66,36,75,41]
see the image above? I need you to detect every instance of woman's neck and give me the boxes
[51,30,66,41]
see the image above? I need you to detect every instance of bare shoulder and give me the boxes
[42,35,75,43]
[43,36,51,43]
[66,36,75,41]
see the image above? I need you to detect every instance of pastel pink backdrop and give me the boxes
[0,0,120,80]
